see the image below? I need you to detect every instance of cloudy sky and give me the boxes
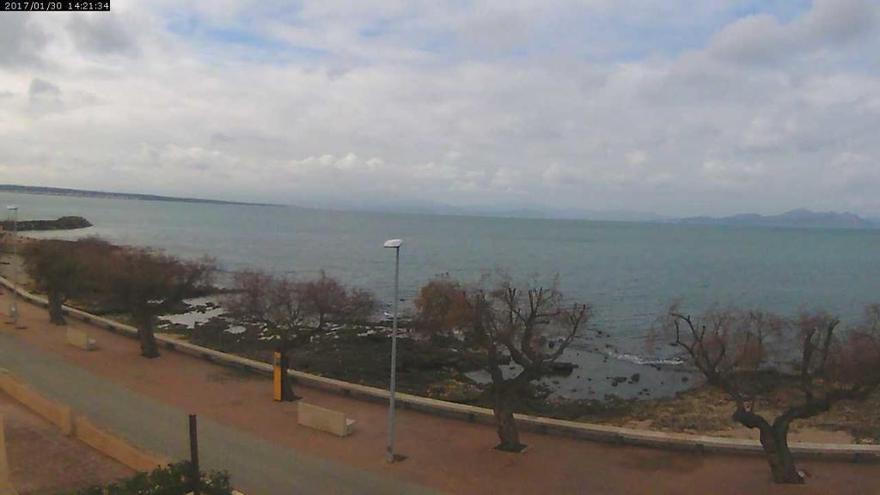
[1,0,879,216]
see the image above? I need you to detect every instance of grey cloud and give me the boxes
[0,16,48,67]
[28,78,61,98]
[28,78,63,114]
[67,15,140,56]
[709,0,880,66]
[800,0,878,45]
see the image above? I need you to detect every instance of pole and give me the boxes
[189,414,200,495]
[386,246,399,463]
[7,208,18,325]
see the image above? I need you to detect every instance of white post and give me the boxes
[383,239,402,463]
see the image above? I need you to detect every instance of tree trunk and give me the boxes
[48,291,66,326]
[733,408,803,484]
[278,348,300,401]
[136,311,160,359]
[492,386,525,452]
[759,422,803,484]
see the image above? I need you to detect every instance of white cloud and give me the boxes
[0,0,879,216]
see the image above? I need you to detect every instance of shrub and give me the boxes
[66,461,233,495]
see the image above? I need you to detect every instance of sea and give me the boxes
[4,191,880,401]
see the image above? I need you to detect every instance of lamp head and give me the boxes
[383,239,402,249]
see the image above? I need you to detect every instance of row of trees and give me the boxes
[410,274,880,484]
[22,238,215,357]
[21,239,376,362]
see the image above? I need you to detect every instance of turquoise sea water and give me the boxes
[4,191,879,400]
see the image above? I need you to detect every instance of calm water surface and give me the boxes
[5,191,879,400]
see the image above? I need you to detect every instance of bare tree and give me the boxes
[413,274,469,338]
[300,271,347,330]
[661,303,880,484]
[415,275,592,451]
[21,237,116,325]
[93,247,215,358]
[224,271,309,401]
[344,287,378,324]
[300,271,378,329]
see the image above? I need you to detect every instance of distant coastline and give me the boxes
[677,208,878,230]
[0,184,283,208]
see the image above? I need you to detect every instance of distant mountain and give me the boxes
[0,184,281,207]
[310,198,667,222]
[679,209,876,229]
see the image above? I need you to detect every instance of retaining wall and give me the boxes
[74,415,169,472]
[0,369,169,472]
[2,276,878,462]
[0,369,73,435]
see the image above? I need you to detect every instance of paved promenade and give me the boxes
[0,289,877,494]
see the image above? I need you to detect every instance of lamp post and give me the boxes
[383,238,402,463]
[6,205,18,325]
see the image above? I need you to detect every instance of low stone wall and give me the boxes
[0,370,73,435]
[0,415,18,495]
[0,369,250,494]
[2,276,878,462]
[0,369,169,472]
[74,416,168,473]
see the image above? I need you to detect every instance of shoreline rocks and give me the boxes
[1,216,92,232]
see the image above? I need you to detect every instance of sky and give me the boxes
[0,0,879,217]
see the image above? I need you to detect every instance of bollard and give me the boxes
[189,414,200,495]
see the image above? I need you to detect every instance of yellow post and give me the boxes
[272,352,282,401]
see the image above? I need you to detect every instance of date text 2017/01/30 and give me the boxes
[2,1,110,11]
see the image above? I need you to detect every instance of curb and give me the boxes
[1,276,878,462]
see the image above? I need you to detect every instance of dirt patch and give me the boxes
[589,384,880,444]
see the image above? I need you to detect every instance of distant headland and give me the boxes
[0,184,282,208]
[1,216,92,231]
[678,208,877,230]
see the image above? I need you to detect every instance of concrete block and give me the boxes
[298,402,355,437]
[66,328,97,351]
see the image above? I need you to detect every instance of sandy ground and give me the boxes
[0,288,878,494]
[1,391,133,494]
[605,383,879,445]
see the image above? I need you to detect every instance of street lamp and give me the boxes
[383,238,402,463]
[6,205,18,325]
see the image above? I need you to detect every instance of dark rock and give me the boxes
[3,216,92,231]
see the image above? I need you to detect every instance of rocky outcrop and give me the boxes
[1,216,92,231]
